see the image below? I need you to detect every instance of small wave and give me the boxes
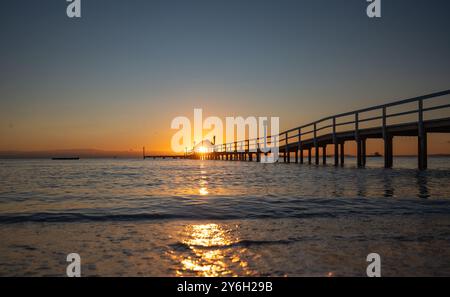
[0,211,335,223]
[169,238,302,251]
[0,212,180,224]
[1,198,450,223]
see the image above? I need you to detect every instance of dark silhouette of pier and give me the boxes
[188,90,450,170]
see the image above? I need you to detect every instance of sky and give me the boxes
[1,0,450,155]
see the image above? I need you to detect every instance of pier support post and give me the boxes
[297,128,302,165]
[384,135,393,168]
[355,112,362,168]
[322,145,327,165]
[308,148,312,164]
[382,106,393,168]
[334,143,339,166]
[361,138,367,167]
[340,142,345,166]
[357,140,362,167]
[284,132,289,163]
[315,146,319,165]
[314,123,319,165]
[418,99,427,170]
[418,133,427,170]
[333,117,338,166]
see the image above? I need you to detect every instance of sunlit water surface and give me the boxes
[0,158,449,276]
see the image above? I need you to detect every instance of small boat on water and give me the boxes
[51,157,80,160]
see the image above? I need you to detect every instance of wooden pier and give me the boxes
[188,90,450,170]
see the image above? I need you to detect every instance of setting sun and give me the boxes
[197,146,208,154]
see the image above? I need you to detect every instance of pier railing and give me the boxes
[192,89,450,169]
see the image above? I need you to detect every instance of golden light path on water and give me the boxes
[163,163,340,277]
[197,163,209,196]
[199,169,209,196]
[168,223,252,276]
[167,163,253,276]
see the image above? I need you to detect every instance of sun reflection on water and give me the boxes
[199,186,209,196]
[199,168,209,195]
[168,223,252,276]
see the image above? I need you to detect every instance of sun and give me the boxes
[197,146,208,154]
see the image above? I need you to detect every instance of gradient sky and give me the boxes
[1,0,450,154]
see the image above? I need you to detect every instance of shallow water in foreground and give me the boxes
[0,158,449,276]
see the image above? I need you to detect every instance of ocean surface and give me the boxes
[0,157,450,276]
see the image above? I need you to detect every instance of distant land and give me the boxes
[0,149,449,159]
[0,149,174,159]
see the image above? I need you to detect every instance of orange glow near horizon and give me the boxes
[2,130,450,156]
[2,101,450,156]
